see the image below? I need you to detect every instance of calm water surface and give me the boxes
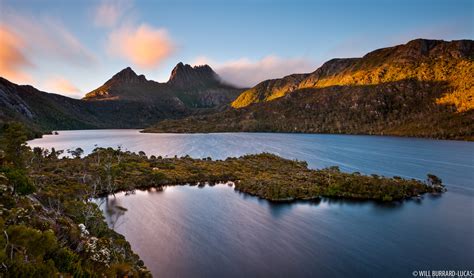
[29,130,474,277]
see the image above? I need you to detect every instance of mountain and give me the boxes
[144,39,474,140]
[232,39,473,108]
[0,76,188,137]
[0,77,100,137]
[167,63,243,108]
[0,63,243,137]
[84,63,242,108]
[168,63,220,88]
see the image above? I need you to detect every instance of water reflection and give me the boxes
[104,197,127,229]
[96,184,473,277]
[30,130,474,277]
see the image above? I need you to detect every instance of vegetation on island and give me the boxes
[0,122,446,276]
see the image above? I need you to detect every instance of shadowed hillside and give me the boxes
[145,39,474,140]
[0,64,243,137]
[84,63,242,108]
[232,39,473,110]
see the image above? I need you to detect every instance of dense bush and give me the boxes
[3,168,35,195]
[0,123,150,277]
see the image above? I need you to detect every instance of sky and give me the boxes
[0,0,472,98]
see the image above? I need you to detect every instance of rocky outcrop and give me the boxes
[84,63,243,108]
[0,62,244,134]
[168,62,221,88]
[106,67,148,85]
[147,39,474,140]
[0,78,35,119]
[232,39,474,108]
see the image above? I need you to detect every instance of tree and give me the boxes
[102,152,118,197]
[31,147,44,169]
[5,169,35,195]
[48,148,64,160]
[68,148,84,159]
[427,174,443,187]
[0,123,29,168]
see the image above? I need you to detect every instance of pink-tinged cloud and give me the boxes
[107,24,174,69]
[196,56,316,87]
[43,77,82,98]
[0,25,33,83]
[94,0,133,28]
[3,11,97,67]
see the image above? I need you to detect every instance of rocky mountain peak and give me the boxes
[105,67,147,85]
[168,62,220,88]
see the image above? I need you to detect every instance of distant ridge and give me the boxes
[232,39,474,108]
[145,39,474,141]
[1,39,472,140]
[84,63,242,108]
[0,63,244,136]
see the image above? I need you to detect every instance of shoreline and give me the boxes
[140,128,474,142]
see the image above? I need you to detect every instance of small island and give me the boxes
[0,123,445,276]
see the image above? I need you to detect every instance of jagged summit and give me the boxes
[82,62,242,107]
[105,67,147,85]
[83,67,151,101]
[168,62,220,88]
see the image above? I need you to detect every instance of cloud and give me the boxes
[2,10,97,68]
[195,56,316,87]
[94,0,133,28]
[192,56,213,66]
[107,24,174,69]
[0,25,33,83]
[43,77,82,98]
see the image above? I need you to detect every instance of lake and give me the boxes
[29,130,474,277]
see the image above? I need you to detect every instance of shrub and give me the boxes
[4,168,35,195]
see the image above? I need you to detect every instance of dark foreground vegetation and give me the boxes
[0,123,150,277]
[0,122,445,277]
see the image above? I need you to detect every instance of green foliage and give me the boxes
[68,147,84,159]
[0,142,445,277]
[4,168,35,195]
[7,225,58,260]
[51,247,84,275]
[382,195,393,202]
[8,259,58,278]
[426,174,445,192]
[1,142,151,277]
[33,148,441,203]
[0,122,29,168]
[3,225,59,277]
[427,174,443,186]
